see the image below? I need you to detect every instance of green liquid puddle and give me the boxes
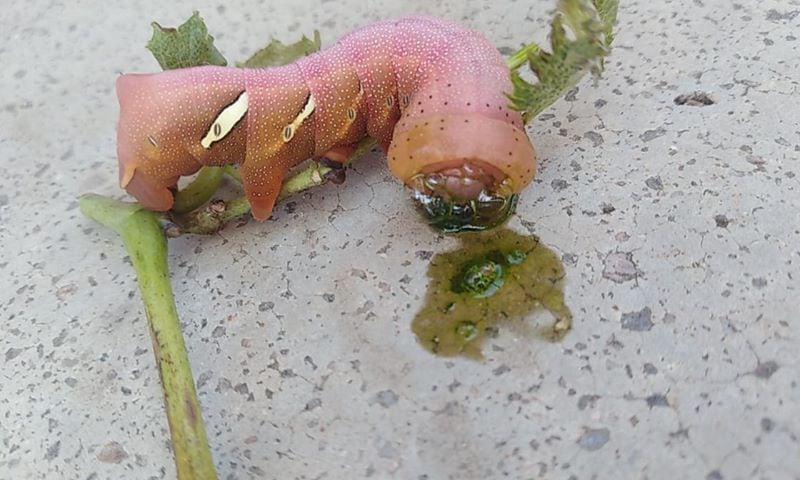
[412,228,571,358]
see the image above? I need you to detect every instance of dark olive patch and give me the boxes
[412,228,571,358]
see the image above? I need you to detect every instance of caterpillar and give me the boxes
[116,16,537,228]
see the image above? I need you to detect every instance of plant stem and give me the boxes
[506,43,540,70]
[222,165,242,184]
[171,137,377,235]
[171,196,252,236]
[279,160,331,197]
[77,138,375,470]
[344,136,377,164]
[79,194,218,480]
[172,160,336,235]
[172,167,225,214]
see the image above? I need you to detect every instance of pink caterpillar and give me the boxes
[116,16,536,223]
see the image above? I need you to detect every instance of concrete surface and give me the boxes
[1,0,798,479]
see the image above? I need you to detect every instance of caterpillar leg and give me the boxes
[123,168,176,212]
[317,158,347,185]
[241,159,290,221]
[321,145,356,164]
[321,143,370,186]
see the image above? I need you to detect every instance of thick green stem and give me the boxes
[79,194,217,480]
[172,167,225,214]
[222,165,242,184]
[173,160,337,235]
[343,136,377,164]
[171,196,252,235]
[280,160,332,196]
[172,136,377,235]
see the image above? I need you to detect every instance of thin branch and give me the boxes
[170,137,378,236]
[170,160,335,235]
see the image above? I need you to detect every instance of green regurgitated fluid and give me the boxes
[416,193,520,234]
[412,228,571,358]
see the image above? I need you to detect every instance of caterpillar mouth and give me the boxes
[409,161,519,233]
[386,113,536,234]
[413,191,520,234]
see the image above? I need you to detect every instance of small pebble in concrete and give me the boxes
[578,428,610,451]
[674,91,715,106]
[621,307,654,332]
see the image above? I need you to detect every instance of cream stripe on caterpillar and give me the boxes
[200,91,249,149]
[283,95,316,143]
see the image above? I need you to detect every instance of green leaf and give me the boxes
[506,0,619,123]
[147,11,227,70]
[237,30,322,68]
[595,0,619,48]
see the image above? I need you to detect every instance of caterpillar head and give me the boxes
[115,70,248,212]
[387,113,536,233]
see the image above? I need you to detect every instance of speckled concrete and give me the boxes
[1,1,798,479]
